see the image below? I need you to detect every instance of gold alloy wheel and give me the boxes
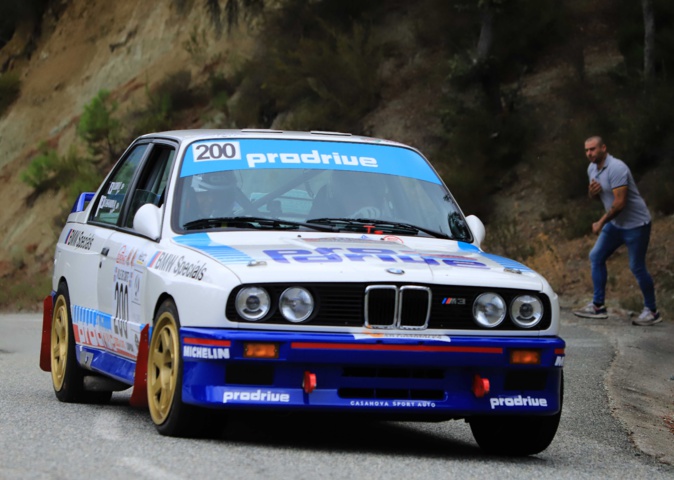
[147,311,180,425]
[51,295,69,391]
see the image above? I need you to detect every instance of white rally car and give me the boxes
[40,129,564,456]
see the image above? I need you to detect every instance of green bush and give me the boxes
[77,90,122,162]
[20,142,59,191]
[0,71,21,117]
[21,143,98,203]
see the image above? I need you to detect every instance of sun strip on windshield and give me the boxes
[179,138,442,184]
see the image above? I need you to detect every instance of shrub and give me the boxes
[0,71,21,117]
[21,143,98,203]
[77,90,122,162]
[20,142,60,191]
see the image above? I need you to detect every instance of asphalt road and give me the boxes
[1,313,672,479]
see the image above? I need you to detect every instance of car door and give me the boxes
[96,142,177,361]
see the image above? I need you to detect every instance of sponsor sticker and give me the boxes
[489,395,549,410]
[65,229,94,251]
[349,400,436,408]
[148,252,207,281]
[183,345,230,360]
[180,139,442,184]
[222,389,292,404]
[262,247,488,268]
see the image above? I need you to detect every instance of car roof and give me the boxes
[138,129,410,148]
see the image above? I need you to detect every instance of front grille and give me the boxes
[365,285,397,327]
[226,283,552,331]
[399,286,431,328]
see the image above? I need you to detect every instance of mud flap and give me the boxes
[39,294,54,372]
[129,324,149,407]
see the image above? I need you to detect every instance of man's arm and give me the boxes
[592,185,627,234]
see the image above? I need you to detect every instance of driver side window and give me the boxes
[92,145,148,226]
[124,145,176,228]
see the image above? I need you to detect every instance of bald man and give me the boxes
[573,136,660,326]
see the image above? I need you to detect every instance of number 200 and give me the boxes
[193,142,240,161]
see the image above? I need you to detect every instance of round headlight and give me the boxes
[510,295,544,328]
[473,292,506,328]
[279,287,314,323]
[235,287,270,321]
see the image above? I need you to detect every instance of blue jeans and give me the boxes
[589,222,656,311]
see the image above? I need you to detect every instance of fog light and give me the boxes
[243,342,279,359]
[510,349,541,365]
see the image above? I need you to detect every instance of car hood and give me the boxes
[170,231,545,290]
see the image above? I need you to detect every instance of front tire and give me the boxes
[147,299,208,437]
[469,373,564,456]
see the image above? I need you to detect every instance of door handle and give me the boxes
[101,247,109,256]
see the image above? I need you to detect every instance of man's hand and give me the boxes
[589,179,602,198]
[591,186,627,235]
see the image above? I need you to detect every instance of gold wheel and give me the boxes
[51,294,70,391]
[147,310,180,425]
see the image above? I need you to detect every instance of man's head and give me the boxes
[584,136,608,165]
[191,170,237,216]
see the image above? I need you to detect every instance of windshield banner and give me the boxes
[180,139,441,184]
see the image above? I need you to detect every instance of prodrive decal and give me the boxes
[489,395,549,410]
[263,247,489,269]
[180,139,441,184]
[222,389,294,404]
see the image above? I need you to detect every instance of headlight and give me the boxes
[510,295,544,328]
[473,292,506,328]
[235,287,270,321]
[279,287,314,323]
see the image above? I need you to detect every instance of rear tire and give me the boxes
[51,283,112,404]
[147,299,211,437]
[469,373,564,456]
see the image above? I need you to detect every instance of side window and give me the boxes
[124,145,176,228]
[92,144,149,226]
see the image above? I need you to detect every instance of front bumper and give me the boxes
[180,329,564,417]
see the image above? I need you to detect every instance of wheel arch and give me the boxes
[153,292,178,325]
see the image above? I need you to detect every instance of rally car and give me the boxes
[40,129,564,456]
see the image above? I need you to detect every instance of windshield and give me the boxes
[172,138,471,241]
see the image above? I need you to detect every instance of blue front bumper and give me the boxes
[180,329,564,417]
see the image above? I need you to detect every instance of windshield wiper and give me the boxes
[183,216,337,232]
[306,218,451,239]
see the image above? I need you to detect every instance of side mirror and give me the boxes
[465,215,485,248]
[133,203,162,240]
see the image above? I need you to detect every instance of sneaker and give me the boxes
[632,308,662,326]
[573,302,608,319]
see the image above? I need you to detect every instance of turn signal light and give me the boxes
[243,342,279,359]
[510,349,541,365]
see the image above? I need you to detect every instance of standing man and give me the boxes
[573,136,661,326]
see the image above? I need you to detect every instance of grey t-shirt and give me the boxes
[587,154,651,229]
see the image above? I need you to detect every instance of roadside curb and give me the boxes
[563,307,674,465]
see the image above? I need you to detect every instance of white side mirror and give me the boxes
[465,215,485,248]
[133,203,162,240]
